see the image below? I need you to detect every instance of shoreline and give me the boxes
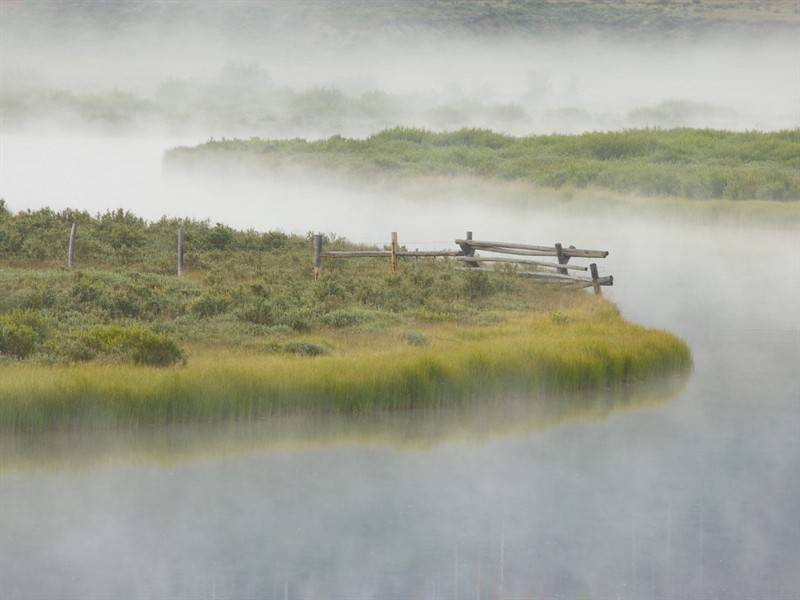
[0,304,691,433]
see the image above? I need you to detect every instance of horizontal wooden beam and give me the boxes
[322,250,464,258]
[452,256,587,271]
[455,239,608,258]
[455,266,613,286]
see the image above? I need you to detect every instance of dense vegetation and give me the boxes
[0,201,567,365]
[166,128,800,201]
[0,203,691,430]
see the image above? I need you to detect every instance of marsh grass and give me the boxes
[0,305,690,433]
[0,207,691,432]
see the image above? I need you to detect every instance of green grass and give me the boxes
[166,127,800,202]
[0,304,691,433]
[0,206,691,431]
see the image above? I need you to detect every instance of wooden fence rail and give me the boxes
[313,231,613,295]
[57,224,612,295]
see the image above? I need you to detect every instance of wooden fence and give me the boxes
[313,231,613,295]
[60,222,613,295]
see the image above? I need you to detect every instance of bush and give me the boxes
[286,308,314,332]
[190,290,232,317]
[237,297,277,325]
[401,331,428,346]
[462,270,493,299]
[66,325,185,367]
[0,321,38,358]
[322,308,374,328]
[282,341,326,357]
[0,310,48,359]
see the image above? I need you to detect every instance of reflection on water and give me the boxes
[0,376,686,473]
[1,141,799,597]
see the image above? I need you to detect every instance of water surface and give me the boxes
[1,137,799,598]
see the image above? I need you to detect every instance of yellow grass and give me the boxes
[0,300,691,432]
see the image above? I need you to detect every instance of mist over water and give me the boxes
[2,2,799,136]
[1,2,800,598]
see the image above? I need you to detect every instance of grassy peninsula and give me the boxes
[167,127,800,202]
[0,204,691,432]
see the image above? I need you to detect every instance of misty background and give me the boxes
[1,2,799,598]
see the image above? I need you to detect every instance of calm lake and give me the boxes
[1,135,799,598]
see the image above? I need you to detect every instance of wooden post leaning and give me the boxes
[555,242,569,275]
[67,222,77,269]
[590,263,601,296]
[177,226,185,276]
[458,231,480,268]
[313,233,323,280]
[390,231,398,273]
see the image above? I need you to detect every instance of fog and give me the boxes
[2,3,799,137]
[1,2,800,598]
[1,203,798,597]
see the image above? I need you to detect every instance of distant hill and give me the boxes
[3,0,798,40]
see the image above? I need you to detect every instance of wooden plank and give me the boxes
[390,232,398,273]
[455,239,608,258]
[399,250,465,257]
[566,275,614,289]
[177,226,185,276]
[67,222,77,269]
[322,250,392,257]
[322,250,463,258]
[466,246,557,257]
[455,266,613,286]
[455,266,581,282]
[452,256,587,271]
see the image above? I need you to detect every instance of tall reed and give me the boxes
[0,312,691,433]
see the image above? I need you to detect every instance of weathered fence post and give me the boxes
[459,230,479,267]
[67,222,77,269]
[313,233,322,280]
[555,242,570,275]
[177,226,185,276]
[390,231,398,273]
[590,263,601,296]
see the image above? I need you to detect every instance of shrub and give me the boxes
[401,331,428,347]
[282,341,326,357]
[237,297,277,325]
[190,290,232,317]
[462,270,493,299]
[67,325,185,367]
[0,310,48,359]
[0,321,38,358]
[322,308,374,328]
[286,308,314,332]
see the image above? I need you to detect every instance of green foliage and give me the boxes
[0,311,42,359]
[322,308,374,328]
[401,331,428,347]
[167,128,800,201]
[65,325,185,367]
[462,270,493,299]
[1,207,554,365]
[190,290,232,317]
[282,340,326,357]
